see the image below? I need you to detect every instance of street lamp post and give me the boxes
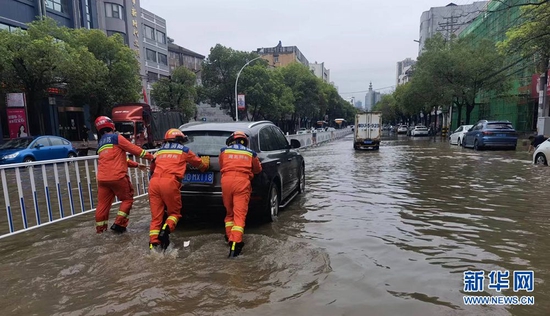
[235,56,262,122]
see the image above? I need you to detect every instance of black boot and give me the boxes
[149,243,160,251]
[158,224,170,250]
[228,241,245,258]
[110,224,127,234]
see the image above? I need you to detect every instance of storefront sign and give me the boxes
[7,108,29,139]
[6,93,25,108]
[131,0,140,58]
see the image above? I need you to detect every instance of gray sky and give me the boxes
[141,0,467,104]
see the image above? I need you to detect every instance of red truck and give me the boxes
[111,103,185,149]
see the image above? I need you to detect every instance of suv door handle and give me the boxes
[277,161,281,165]
[287,158,293,161]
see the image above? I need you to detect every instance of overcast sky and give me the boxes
[141,0,471,104]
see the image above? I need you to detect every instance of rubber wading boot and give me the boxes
[228,242,245,258]
[110,223,127,234]
[158,224,171,250]
[149,243,161,252]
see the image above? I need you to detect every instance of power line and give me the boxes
[339,85,396,94]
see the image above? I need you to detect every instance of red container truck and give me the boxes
[111,103,185,149]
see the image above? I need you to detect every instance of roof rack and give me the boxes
[248,120,272,128]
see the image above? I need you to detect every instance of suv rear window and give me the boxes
[182,131,233,156]
[487,123,513,129]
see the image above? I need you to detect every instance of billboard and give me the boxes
[6,93,29,138]
[237,94,246,110]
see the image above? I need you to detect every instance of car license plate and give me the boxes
[364,140,372,144]
[183,172,214,184]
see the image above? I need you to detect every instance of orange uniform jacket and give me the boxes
[97,133,153,181]
[150,142,207,180]
[219,144,262,179]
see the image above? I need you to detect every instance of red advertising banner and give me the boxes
[531,71,550,98]
[237,94,246,110]
[7,108,29,139]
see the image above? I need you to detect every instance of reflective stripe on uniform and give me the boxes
[97,144,113,153]
[140,149,147,158]
[225,221,234,227]
[231,226,244,233]
[150,230,160,236]
[157,149,182,155]
[117,211,128,218]
[96,220,108,226]
[224,149,253,157]
[166,216,178,225]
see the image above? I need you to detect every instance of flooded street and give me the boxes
[1,134,549,316]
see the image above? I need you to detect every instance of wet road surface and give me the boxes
[1,134,548,316]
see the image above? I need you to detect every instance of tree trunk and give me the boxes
[465,101,475,125]
[455,100,463,127]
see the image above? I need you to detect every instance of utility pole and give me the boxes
[437,14,459,44]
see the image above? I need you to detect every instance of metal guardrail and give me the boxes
[0,152,154,240]
[0,129,353,239]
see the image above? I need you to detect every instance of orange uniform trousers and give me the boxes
[222,174,252,243]
[95,175,135,233]
[148,175,182,244]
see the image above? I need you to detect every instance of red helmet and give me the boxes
[226,131,249,146]
[95,116,115,132]
[164,128,188,143]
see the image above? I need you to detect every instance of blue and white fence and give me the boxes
[0,152,154,239]
[0,129,353,239]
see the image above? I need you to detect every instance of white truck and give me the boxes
[354,112,382,150]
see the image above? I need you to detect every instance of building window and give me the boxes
[144,25,155,40]
[156,30,166,44]
[84,0,92,29]
[158,53,168,66]
[105,3,124,20]
[147,72,158,83]
[107,30,127,45]
[46,0,69,13]
[146,48,157,62]
[274,56,279,63]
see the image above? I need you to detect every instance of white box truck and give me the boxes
[354,112,382,150]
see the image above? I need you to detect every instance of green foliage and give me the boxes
[200,44,262,119]
[396,34,508,124]
[0,18,141,134]
[372,94,399,124]
[151,66,197,121]
[497,2,550,71]
[200,44,357,127]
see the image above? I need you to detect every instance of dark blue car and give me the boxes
[0,136,77,165]
[462,120,518,151]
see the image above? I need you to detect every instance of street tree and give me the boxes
[373,94,400,124]
[68,28,142,119]
[200,44,262,120]
[280,63,322,127]
[409,34,508,124]
[151,66,198,121]
[0,19,90,135]
[238,64,294,121]
[498,2,550,108]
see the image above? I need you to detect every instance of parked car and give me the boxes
[397,125,408,134]
[449,124,474,146]
[533,138,550,165]
[0,136,77,165]
[297,128,308,135]
[178,121,305,222]
[462,120,518,150]
[410,125,429,137]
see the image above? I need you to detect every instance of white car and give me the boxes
[397,125,408,134]
[410,125,429,136]
[449,124,473,146]
[297,128,308,135]
[533,138,550,165]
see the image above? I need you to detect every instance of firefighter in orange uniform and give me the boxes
[148,128,209,250]
[220,131,262,258]
[94,116,154,234]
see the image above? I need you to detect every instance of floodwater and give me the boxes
[1,134,549,316]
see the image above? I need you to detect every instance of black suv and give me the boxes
[178,120,305,222]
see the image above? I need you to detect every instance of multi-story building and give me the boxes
[140,8,169,105]
[396,58,416,86]
[309,62,330,83]
[168,42,205,85]
[418,1,488,55]
[0,0,99,141]
[451,0,537,133]
[355,100,364,111]
[364,83,382,112]
[256,41,309,68]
